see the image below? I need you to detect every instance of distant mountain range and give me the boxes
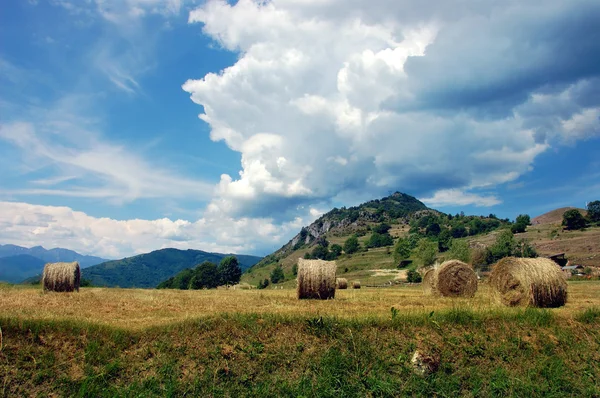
[82,248,263,288]
[0,244,109,283]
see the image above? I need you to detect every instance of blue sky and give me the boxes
[1,0,599,258]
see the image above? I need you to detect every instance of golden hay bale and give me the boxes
[296,258,336,300]
[490,257,567,307]
[336,278,348,289]
[42,262,81,293]
[352,281,361,289]
[436,260,478,298]
[422,268,437,295]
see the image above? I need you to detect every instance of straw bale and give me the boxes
[336,278,348,289]
[352,281,361,289]
[42,262,81,293]
[436,260,478,298]
[490,257,567,307]
[422,268,437,295]
[296,258,336,299]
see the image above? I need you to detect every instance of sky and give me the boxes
[1,0,599,259]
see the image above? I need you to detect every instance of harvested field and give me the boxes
[1,282,599,330]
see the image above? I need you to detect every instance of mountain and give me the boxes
[83,248,262,288]
[531,207,588,225]
[0,255,47,283]
[0,244,109,268]
[242,191,512,287]
[251,192,431,269]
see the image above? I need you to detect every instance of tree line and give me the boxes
[157,256,242,290]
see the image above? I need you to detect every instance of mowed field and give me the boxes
[1,282,599,330]
[1,282,599,396]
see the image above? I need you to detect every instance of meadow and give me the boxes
[1,281,599,396]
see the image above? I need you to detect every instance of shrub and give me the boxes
[562,209,586,230]
[270,265,285,284]
[406,269,422,283]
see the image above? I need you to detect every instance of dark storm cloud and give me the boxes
[392,0,600,116]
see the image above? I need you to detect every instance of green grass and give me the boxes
[1,309,599,397]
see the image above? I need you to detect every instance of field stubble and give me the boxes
[0,281,599,330]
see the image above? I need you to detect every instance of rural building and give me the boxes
[562,264,584,278]
[547,253,568,267]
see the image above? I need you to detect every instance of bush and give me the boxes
[587,201,600,223]
[447,240,471,263]
[343,235,360,254]
[563,209,587,230]
[406,269,422,283]
[415,239,437,266]
[257,278,270,289]
[393,237,412,265]
[270,265,285,284]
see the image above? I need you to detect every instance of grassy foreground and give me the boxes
[1,282,600,396]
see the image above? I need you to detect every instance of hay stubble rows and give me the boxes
[1,282,599,330]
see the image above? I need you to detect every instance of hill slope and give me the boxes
[243,191,512,287]
[84,249,262,288]
[0,255,46,283]
[0,244,108,268]
[531,207,587,225]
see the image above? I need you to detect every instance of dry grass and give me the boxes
[490,257,568,307]
[296,258,337,299]
[1,281,598,330]
[42,262,80,293]
[436,260,478,298]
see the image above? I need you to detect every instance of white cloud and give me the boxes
[420,189,501,208]
[182,0,600,212]
[0,201,306,258]
[0,121,213,203]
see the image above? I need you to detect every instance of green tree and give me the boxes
[311,245,329,260]
[218,256,242,286]
[448,239,471,263]
[511,222,527,234]
[257,278,270,289]
[393,237,412,266]
[173,268,194,290]
[485,229,516,264]
[437,229,452,252]
[406,269,422,283]
[343,235,360,254]
[292,263,298,276]
[587,200,600,223]
[562,209,587,230]
[451,225,467,238]
[190,261,220,289]
[514,240,538,258]
[270,265,285,284]
[426,222,441,237]
[366,232,393,248]
[373,223,391,234]
[516,214,531,225]
[415,239,437,266]
[330,244,343,258]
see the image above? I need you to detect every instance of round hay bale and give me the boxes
[42,262,81,293]
[336,278,348,289]
[422,268,437,295]
[436,260,478,298]
[296,258,336,300]
[490,257,567,307]
[352,281,361,289]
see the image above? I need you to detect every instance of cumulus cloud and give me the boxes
[0,201,306,258]
[183,0,600,215]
